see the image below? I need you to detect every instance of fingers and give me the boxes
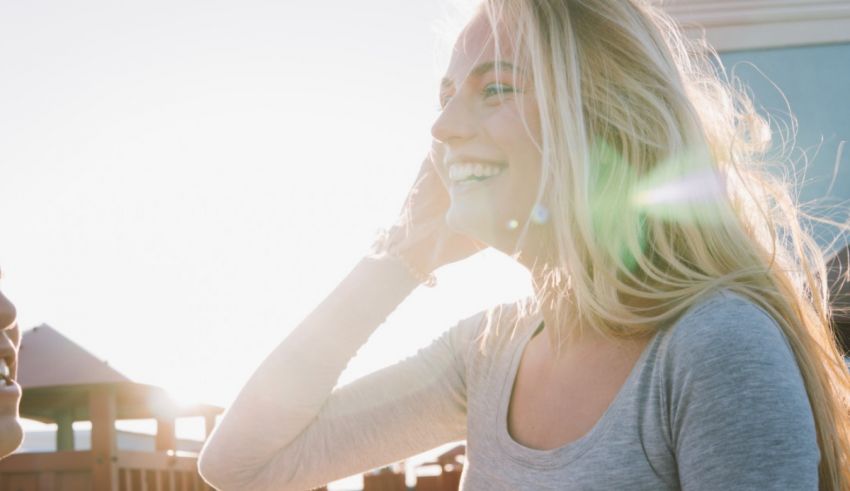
[428,141,450,191]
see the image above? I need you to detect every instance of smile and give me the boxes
[448,162,507,182]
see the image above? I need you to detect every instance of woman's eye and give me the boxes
[483,83,515,99]
[436,83,516,111]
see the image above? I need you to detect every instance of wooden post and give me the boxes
[156,418,176,452]
[90,386,118,491]
[56,411,75,451]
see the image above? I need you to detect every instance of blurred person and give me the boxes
[199,1,849,489]
[0,269,22,459]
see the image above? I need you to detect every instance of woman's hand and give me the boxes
[374,142,488,275]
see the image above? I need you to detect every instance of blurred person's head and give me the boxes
[0,272,22,459]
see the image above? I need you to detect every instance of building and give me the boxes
[0,325,223,491]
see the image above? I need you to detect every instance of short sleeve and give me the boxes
[661,292,820,490]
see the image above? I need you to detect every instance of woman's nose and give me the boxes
[0,290,16,332]
[430,95,476,145]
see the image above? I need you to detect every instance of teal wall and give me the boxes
[719,42,850,251]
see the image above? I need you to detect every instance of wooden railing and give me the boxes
[117,451,211,491]
[1,447,465,491]
[0,450,212,491]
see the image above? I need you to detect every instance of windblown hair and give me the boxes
[464,0,850,488]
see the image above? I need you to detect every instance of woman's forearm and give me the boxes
[198,254,421,490]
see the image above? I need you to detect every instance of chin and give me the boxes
[447,205,503,241]
[0,414,23,459]
[447,207,528,254]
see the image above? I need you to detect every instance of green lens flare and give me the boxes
[588,139,725,272]
[632,147,726,223]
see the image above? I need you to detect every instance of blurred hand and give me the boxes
[376,141,488,275]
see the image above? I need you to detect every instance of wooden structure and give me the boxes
[412,445,464,491]
[363,467,407,491]
[361,445,466,491]
[0,324,223,491]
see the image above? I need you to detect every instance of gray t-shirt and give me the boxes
[461,290,819,489]
[199,258,819,490]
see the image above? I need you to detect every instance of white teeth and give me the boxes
[0,359,8,380]
[448,163,506,182]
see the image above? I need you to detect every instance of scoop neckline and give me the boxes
[496,311,661,468]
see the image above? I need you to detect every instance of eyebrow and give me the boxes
[440,61,516,90]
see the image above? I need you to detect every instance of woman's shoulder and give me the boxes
[447,299,538,360]
[655,289,819,487]
[660,289,788,351]
[656,288,801,386]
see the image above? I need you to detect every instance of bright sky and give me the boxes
[0,1,535,488]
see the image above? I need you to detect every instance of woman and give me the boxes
[0,271,23,460]
[199,1,850,489]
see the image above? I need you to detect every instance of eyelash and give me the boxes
[483,83,515,98]
[437,83,517,111]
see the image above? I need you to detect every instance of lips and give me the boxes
[449,169,508,194]
[448,162,508,182]
[0,358,14,386]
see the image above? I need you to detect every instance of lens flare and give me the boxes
[633,168,723,206]
[632,149,726,224]
[587,139,726,271]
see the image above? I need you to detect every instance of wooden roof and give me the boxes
[17,324,222,423]
[18,324,132,388]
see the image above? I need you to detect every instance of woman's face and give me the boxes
[0,276,22,459]
[431,12,547,257]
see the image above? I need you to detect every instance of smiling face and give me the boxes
[431,11,548,258]
[0,274,22,459]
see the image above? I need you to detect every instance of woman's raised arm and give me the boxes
[198,255,454,490]
[198,152,487,490]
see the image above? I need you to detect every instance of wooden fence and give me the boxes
[0,450,211,491]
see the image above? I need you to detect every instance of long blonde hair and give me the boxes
[463,0,850,488]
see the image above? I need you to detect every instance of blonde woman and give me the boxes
[199,1,850,489]
[0,272,22,460]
